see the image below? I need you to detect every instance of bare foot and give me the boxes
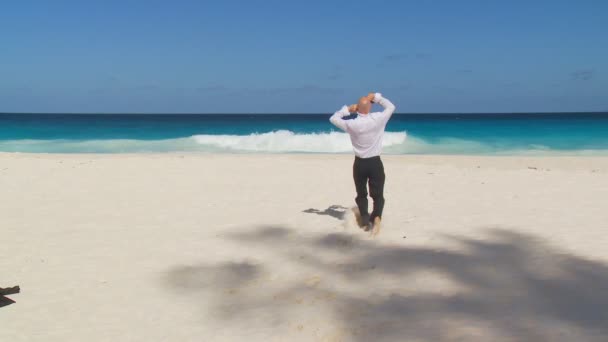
[352,207,362,226]
[352,207,370,230]
[370,217,381,237]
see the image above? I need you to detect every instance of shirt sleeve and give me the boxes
[329,105,351,131]
[373,93,396,124]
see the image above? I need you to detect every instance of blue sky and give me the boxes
[1,0,607,113]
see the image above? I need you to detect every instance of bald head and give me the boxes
[357,97,372,114]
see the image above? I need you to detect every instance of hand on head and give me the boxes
[348,92,376,114]
[367,92,376,102]
[357,96,372,114]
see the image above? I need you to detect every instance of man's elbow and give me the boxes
[329,118,338,129]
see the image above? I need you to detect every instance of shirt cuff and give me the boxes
[373,93,383,103]
[339,105,350,116]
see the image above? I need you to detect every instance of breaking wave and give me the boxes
[1,130,606,155]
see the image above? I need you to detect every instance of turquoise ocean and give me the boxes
[1,113,607,155]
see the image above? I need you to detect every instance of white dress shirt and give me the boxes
[329,93,396,158]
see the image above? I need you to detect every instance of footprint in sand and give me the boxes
[305,276,321,287]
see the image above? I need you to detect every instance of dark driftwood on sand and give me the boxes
[0,286,20,296]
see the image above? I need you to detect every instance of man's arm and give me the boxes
[372,92,396,123]
[329,104,356,131]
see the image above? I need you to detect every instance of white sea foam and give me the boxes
[1,131,607,155]
[0,138,199,153]
[192,130,407,153]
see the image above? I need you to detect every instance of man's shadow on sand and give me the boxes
[303,205,368,231]
[302,205,349,220]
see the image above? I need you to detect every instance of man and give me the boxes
[330,92,396,236]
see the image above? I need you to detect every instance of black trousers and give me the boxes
[353,156,385,223]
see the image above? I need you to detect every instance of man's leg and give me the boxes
[353,158,370,227]
[369,157,386,223]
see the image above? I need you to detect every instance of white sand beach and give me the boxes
[1,153,608,341]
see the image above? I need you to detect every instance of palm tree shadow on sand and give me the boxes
[163,227,608,341]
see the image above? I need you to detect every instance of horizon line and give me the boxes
[2,111,608,115]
